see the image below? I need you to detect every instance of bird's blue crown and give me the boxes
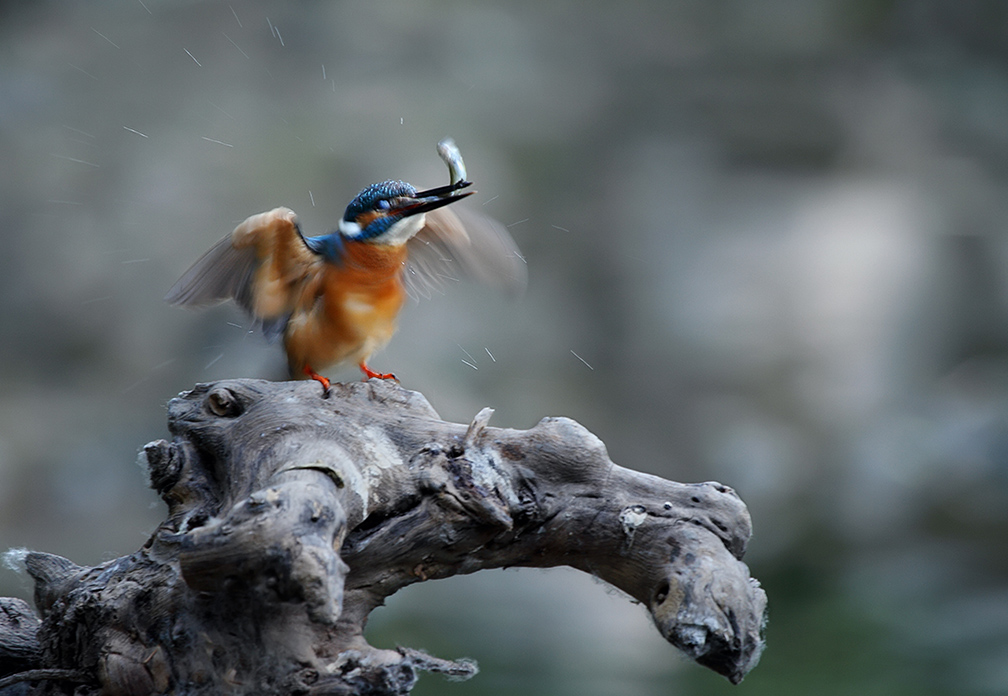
[342,180,417,223]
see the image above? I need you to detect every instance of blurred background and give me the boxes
[2,1,1008,694]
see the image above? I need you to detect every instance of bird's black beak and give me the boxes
[414,179,472,199]
[402,180,474,216]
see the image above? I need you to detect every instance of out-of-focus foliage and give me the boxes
[1,1,1007,694]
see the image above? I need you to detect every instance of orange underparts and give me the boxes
[359,361,396,381]
[302,364,331,395]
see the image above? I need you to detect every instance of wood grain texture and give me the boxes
[0,379,766,695]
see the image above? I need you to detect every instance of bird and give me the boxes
[165,139,525,394]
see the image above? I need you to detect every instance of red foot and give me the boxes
[359,361,397,381]
[302,364,331,396]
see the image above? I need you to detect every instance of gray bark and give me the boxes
[0,379,766,695]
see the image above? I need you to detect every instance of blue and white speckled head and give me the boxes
[342,180,416,224]
[337,179,473,245]
[338,180,418,243]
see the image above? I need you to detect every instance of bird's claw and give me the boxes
[359,362,398,383]
[302,365,332,398]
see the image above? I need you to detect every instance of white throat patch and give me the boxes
[379,213,427,245]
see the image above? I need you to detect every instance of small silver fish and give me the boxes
[437,137,468,186]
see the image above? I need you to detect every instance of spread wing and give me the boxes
[165,207,321,340]
[404,207,527,301]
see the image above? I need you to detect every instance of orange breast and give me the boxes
[282,242,408,375]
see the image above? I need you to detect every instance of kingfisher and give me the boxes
[166,139,525,394]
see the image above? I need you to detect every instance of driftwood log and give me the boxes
[0,379,766,695]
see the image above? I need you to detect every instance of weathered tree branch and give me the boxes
[0,379,766,695]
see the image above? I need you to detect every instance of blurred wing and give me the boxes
[165,207,320,339]
[404,207,527,301]
[164,233,257,310]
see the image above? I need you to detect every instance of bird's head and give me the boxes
[337,178,473,245]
